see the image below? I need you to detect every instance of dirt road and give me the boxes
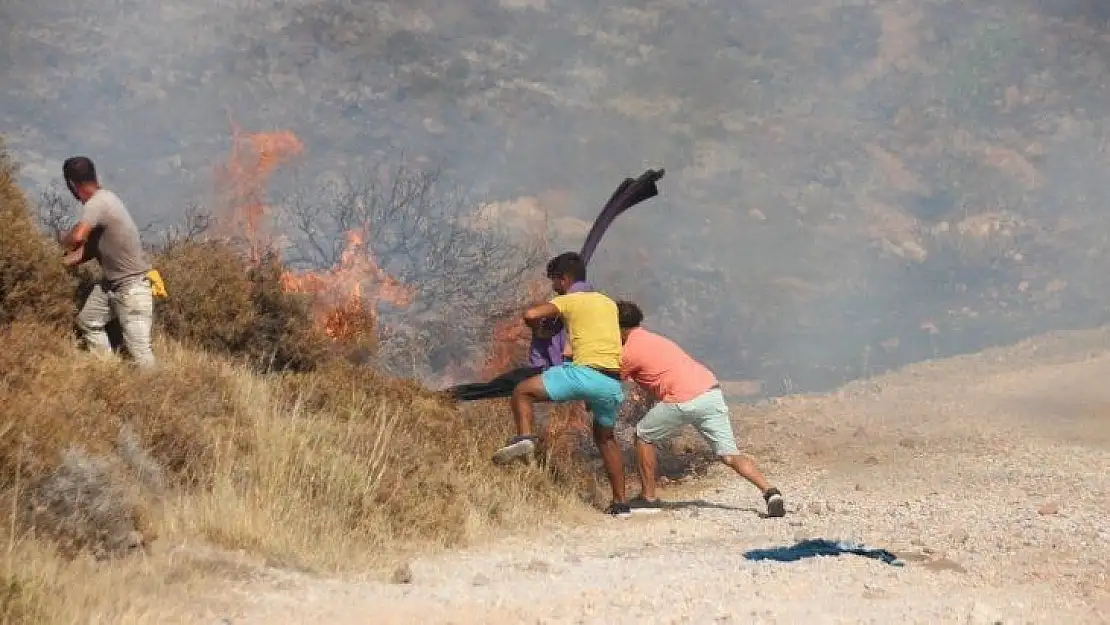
[224,330,1110,624]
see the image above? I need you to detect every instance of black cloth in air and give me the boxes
[540,167,667,339]
[579,167,665,265]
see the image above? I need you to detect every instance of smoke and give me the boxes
[6,0,1110,396]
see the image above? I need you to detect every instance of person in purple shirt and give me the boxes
[527,280,595,368]
[444,168,664,402]
[445,281,594,401]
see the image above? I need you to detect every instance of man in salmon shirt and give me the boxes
[616,300,786,518]
[491,252,631,517]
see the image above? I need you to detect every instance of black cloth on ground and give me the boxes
[446,366,543,401]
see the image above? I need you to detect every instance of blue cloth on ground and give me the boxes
[743,539,904,567]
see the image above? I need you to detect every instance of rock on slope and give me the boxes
[198,327,1110,624]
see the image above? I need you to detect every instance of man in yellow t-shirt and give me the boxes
[491,252,630,516]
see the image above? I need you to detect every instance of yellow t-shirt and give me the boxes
[550,291,622,371]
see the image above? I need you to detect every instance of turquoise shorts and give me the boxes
[541,363,625,429]
[634,388,739,456]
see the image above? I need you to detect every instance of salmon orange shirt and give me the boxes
[620,327,717,403]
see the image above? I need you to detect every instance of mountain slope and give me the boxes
[5,0,1110,391]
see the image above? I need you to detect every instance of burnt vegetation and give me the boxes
[275,160,546,379]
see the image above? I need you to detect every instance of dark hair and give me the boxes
[545,252,586,282]
[62,156,98,186]
[616,300,643,329]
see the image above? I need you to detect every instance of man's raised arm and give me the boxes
[59,192,106,253]
[61,241,91,267]
[59,220,93,253]
[523,302,561,328]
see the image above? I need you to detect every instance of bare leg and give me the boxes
[692,392,786,516]
[510,374,548,437]
[493,375,548,465]
[634,435,660,501]
[593,425,627,504]
[721,453,786,517]
[720,454,772,493]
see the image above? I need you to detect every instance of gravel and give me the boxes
[222,337,1110,624]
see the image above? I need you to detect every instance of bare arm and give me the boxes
[522,302,561,328]
[61,241,92,267]
[59,220,93,253]
[60,194,103,252]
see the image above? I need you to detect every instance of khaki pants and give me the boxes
[77,275,155,369]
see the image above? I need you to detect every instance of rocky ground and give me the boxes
[197,328,1109,624]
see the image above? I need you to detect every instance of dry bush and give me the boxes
[150,240,337,372]
[0,321,589,575]
[276,362,590,548]
[0,321,249,491]
[0,321,249,561]
[20,449,148,561]
[150,240,256,355]
[0,144,76,329]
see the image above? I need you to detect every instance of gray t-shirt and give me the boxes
[79,189,150,283]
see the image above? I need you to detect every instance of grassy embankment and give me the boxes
[0,145,598,624]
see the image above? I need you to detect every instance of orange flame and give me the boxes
[478,274,549,379]
[215,118,414,345]
[472,221,552,380]
[214,117,304,261]
[280,230,416,341]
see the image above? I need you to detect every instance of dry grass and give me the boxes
[0,143,596,623]
[0,143,76,330]
[151,241,343,373]
[0,331,594,623]
[0,530,286,625]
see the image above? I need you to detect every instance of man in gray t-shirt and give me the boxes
[59,156,156,369]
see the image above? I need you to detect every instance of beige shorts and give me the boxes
[634,388,739,456]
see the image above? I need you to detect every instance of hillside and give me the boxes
[6,0,1110,392]
[0,146,603,624]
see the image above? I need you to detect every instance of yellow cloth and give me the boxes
[549,291,622,370]
[146,269,168,298]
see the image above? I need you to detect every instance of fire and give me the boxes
[214,117,305,261]
[478,274,550,380]
[474,220,552,380]
[279,230,416,341]
[215,118,415,345]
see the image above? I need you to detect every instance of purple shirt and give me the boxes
[527,281,594,369]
